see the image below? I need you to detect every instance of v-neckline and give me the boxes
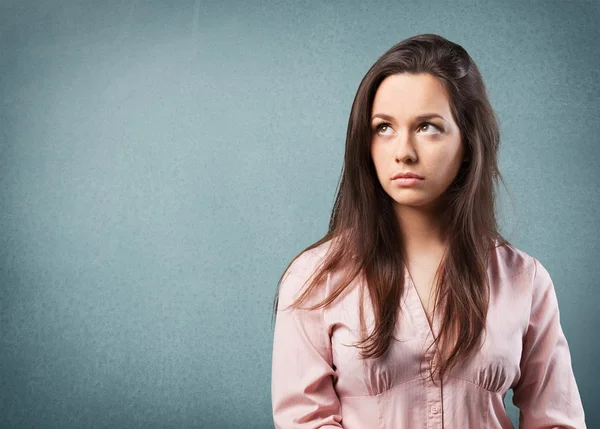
[405,266,440,343]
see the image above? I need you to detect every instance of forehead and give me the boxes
[372,73,452,118]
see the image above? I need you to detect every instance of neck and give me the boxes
[394,203,449,256]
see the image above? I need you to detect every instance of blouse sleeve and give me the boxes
[271,255,344,429]
[511,257,586,428]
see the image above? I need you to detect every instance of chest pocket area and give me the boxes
[449,329,522,394]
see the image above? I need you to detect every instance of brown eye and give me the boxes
[374,123,393,135]
[418,122,442,134]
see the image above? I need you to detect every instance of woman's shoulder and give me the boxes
[491,237,534,264]
[277,238,336,308]
[489,237,544,290]
[285,238,334,277]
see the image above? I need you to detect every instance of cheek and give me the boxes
[429,145,462,174]
[370,149,387,178]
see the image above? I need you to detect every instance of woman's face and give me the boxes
[370,73,464,213]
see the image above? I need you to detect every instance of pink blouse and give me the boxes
[271,239,586,428]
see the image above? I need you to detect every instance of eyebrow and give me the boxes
[371,113,447,123]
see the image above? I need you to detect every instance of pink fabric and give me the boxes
[271,239,586,428]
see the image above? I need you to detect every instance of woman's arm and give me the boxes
[511,257,586,428]
[271,255,344,429]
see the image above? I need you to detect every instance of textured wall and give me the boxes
[1,0,598,428]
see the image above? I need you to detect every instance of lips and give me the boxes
[391,172,424,180]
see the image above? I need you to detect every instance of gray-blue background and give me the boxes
[1,1,598,428]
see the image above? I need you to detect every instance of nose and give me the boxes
[393,129,417,163]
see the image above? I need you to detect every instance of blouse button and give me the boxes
[431,405,438,414]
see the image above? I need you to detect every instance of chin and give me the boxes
[389,192,438,206]
[391,198,429,207]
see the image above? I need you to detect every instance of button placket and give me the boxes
[406,268,444,427]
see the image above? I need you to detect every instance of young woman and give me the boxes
[270,34,586,428]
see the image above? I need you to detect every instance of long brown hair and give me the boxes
[271,33,513,383]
